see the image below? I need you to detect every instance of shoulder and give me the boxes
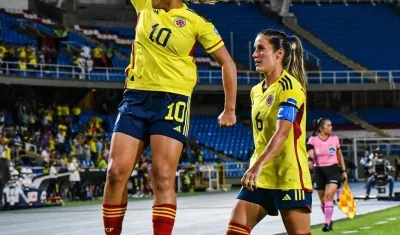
[185,7,209,23]
[278,71,305,94]
[307,136,316,143]
[250,81,263,98]
[330,135,340,141]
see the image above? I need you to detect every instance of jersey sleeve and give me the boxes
[307,137,315,146]
[277,88,305,123]
[196,18,224,54]
[130,0,151,13]
[336,136,341,149]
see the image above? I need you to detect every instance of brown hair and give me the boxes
[258,29,307,89]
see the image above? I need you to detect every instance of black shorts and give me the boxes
[113,89,190,145]
[313,164,341,190]
[237,188,312,216]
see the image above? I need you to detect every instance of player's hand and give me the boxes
[241,163,262,191]
[217,110,236,128]
[308,161,314,170]
[341,172,348,181]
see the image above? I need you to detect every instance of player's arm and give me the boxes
[129,0,151,13]
[254,91,304,167]
[197,19,237,113]
[336,148,346,173]
[210,47,237,112]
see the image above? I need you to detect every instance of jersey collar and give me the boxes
[164,3,188,13]
[261,69,290,92]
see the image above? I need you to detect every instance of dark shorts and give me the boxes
[113,89,190,145]
[237,188,312,216]
[313,164,341,190]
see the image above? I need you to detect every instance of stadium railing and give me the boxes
[1,61,399,85]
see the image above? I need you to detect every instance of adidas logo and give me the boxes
[173,126,181,132]
[282,194,292,201]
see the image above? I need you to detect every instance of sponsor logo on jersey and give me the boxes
[174,18,186,28]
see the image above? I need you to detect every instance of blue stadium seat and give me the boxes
[291,3,400,70]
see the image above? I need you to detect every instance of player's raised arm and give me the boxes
[129,0,151,13]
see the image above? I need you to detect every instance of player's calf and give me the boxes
[226,221,251,235]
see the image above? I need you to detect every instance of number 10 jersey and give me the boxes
[126,0,224,97]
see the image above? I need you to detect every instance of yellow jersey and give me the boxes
[250,70,312,191]
[126,0,224,97]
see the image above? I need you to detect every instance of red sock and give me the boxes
[152,204,177,235]
[103,203,127,235]
[226,221,251,235]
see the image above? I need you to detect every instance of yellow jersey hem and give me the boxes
[125,85,192,98]
[256,183,313,191]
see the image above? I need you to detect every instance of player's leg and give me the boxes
[103,90,150,235]
[322,183,337,231]
[102,133,145,235]
[279,189,312,235]
[149,135,183,235]
[313,168,326,214]
[226,188,270,235]
[320,165,341,231]
[280,209,311,235]
[148,93,191,235]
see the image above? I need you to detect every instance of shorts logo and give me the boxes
[115,114,121,125]
[266,95,274,106]
[214,27,220,36]
[330,180,338,183]
[174,18,186,28]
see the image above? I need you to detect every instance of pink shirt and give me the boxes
[307,135,340,167]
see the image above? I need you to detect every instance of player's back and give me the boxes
[250,70,311,191]
[126,0,224,97]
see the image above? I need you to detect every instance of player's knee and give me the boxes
[151,169,174,193]
[106,165,129,185]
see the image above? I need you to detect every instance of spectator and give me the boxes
[47,160,58,197]
[77,46,93,80]
[0,149,10,209]
[92,44,104,68]
[68,156,81,201]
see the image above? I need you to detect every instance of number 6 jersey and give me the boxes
[250,70,312,191]
[126,0,224,97]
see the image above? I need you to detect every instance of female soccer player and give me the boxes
[226,29,312,235]
[307,118,347,232]
[102,0,237,234]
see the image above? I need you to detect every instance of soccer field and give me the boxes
[0,182,399,235]
[310,205,400,235]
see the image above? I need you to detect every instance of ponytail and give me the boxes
[312,118,321,136]
[288,35,307,90]
[313,118,328,136]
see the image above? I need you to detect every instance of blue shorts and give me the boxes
[237,188,312,216]
[113,89,190,145]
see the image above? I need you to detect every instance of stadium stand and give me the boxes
[291,3,400,70]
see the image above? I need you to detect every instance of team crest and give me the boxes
[266,95,274,106]
[174,18,186,28]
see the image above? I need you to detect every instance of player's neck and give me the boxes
[164,0,183,11]
[318,133,330,140]
[263,68,283,88]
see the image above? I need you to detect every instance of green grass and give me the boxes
[310,205,400,235]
